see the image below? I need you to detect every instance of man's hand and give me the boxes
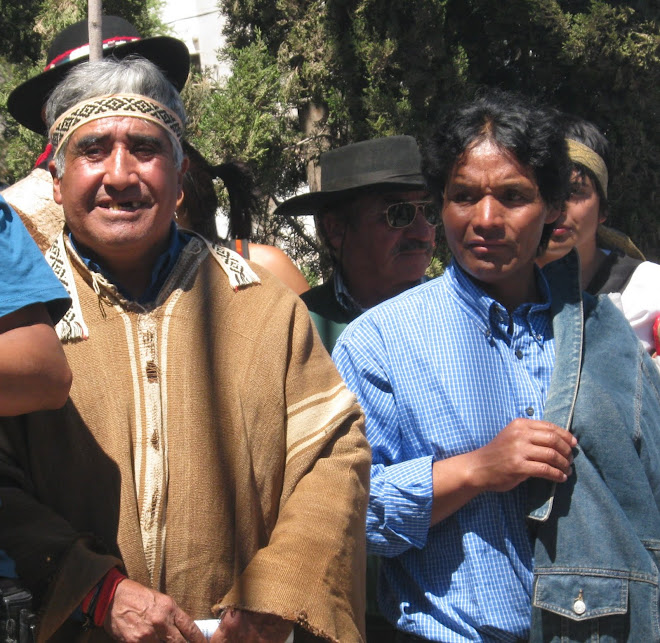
[470,419,577,492]
[211,608,293,643]
[104,578,206,643]
[431,419,576,525]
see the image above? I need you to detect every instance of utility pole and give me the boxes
[88,0,103,61]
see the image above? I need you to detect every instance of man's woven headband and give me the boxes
[49,93,183,157]
[566,138,608,198]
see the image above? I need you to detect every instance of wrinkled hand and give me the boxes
[211,609,292,643]
[472,418,577,493]
[104,578,206,643]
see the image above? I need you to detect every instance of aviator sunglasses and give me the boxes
[383,201,441,229]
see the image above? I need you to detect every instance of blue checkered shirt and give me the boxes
[333,260,555,642]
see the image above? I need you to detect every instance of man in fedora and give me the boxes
[275,136,438,352]
[3,15,190,252]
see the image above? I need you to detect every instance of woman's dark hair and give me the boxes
[178,140,259,241]
[561,113,610,215]
[422,88,571,250]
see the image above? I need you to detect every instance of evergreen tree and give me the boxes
[1,2,657,265]
[218,0,659,259]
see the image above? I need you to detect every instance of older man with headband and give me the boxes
[2,16,190,253]
[0,56,369,643]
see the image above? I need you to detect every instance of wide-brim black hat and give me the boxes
[274,135,426,217]
[8,15,190,135]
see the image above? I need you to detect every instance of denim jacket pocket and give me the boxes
[532,572,630,642]
[533,572,628,619]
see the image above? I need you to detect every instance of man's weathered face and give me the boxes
[325,189,436,308]
[52,116,186,265]
[442,139,559,309]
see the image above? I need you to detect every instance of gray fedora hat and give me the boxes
[274,135,425,217]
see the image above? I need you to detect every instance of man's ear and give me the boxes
[176,190,185,211]
[322,212,347,254]
[50,160,63,205]
[176,156,190,202]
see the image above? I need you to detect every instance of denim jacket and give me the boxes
[528,251,660,642]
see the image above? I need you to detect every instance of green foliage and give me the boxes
[0,0,47,63]
[183,36,319,271]
[0,1,166,184]
[219,0,659,260]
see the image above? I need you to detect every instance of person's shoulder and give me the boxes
[371,274,445,318]
[2,168,64,252]
[628,260,660,281]
[246,243,310,296]
[299,280,345,315]
[300,280,333,304]
[588,251,643,295]
[336,275,445,346]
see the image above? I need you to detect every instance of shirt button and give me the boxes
[526,407,534,416]
[515,349,523,359]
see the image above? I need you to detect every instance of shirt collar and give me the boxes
[448,259,552,345]
[69,221,192,304]
[333,270,430,314]
[334,270,366,314]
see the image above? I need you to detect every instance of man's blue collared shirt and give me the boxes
[333,260,556,642]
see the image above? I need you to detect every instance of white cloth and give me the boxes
[608,260,660,358]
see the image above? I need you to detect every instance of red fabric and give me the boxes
[34,143,52,169]
[653,315,660,356]
[44,36,140,71]
[92,567,127,628]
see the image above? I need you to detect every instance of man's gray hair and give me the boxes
[46,56,186,176]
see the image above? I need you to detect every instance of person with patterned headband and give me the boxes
[3,16,310,298]
[537,114,660,361]
[2,16,190,254]
[0,56,369,643]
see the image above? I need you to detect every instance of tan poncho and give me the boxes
[0,234,369,642]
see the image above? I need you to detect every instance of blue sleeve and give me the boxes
[333,318,434,558]
[0,195,70,323]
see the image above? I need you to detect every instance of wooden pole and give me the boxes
[88,0,103,62]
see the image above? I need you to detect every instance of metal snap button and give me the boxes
[573,590,586,615]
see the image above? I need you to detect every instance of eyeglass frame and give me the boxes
[381,200,441,229]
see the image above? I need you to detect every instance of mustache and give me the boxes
[395,239,435,254]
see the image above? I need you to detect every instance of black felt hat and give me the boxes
[7,16,190,135]
[274,136,426,217]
